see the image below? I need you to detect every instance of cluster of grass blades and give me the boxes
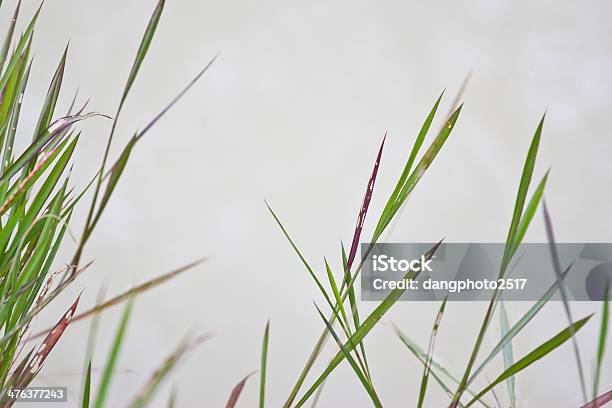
[0,0,217,406]
[232,93,611,408]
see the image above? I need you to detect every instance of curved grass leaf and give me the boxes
[451,114,546,407]
[226,372,256,408]
[294,241,442,407]
[119,0,165,110]
[465,314,593,408]
[94,298,133,408]
[374,92,443,237]
[285,100,461,407]
[418,299,447,408]
[314,304,382,408]
[467,264,571,385]
[392,323,491,408]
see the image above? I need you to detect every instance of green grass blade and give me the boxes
[499,302,516,406]
[465,314,593,408]
[295,241,442,407]
[119,0,165,109]
[375,104,462,239]
[32,44,68,145]
[392,324,492,408]
[468,264,572,385]
[376,91,443,234]
[340,242,370,378]
[451,115,546,406]
[265,202,338,322]
[82,286,105,399]
[314,304,382,408]
[511,171,549,253]
[502,114,545,269]
[77,0,165,267]
[82,361,91,408]
[593,290,609,399]
[259,320,270,408]
[136,53,218,140]
[94,298,133,408]
[284,98,462,408]
[0,0,20,70]
[324,259,349,332]
[418,299,447,408]
[0,4,38,96]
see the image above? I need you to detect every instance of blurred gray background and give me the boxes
[2,0,612,406]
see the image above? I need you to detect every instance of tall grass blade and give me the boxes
[94,298,133,408]
[285,101,461,407]
[375,92,443,237]
[542,200,587,402]
[82,361,92,408]
[593,290,608,399]
[295,241,442,407]
[79,0,166,266]
[265,202,337,323]
[346,134,385,270]
[259,321,270,408]
[467,263,572,386]
[0,0,20,70]
[502,114,545,268]
[314,304,382,407]
[451,114,546,406]
[136,53,218,140]
[417,299,447,408]
[119,0,165,109]
[465,314,593,408]
[392,324,491,408]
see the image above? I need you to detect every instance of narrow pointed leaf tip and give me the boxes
[347,134,386,271]
[225,372,256,408]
